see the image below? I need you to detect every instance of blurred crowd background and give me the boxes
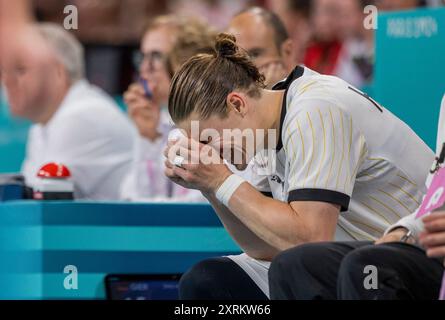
[30,0,444,95]
[0,0,444,198]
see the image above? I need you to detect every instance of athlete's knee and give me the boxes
[271,242,335,279]
[339,245,380,285]
[269,243,335,299]
[269,247,300,286]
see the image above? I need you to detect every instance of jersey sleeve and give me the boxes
[283,101,367,211]
[232,155,273,196]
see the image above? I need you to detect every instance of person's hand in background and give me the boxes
[259,60,287,89]
[124,82,161,141]
[375,227,416,245]
[419,212,445,259]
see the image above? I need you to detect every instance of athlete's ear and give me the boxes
[226,92,248,118]
[280,39,294,68]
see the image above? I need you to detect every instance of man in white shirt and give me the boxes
[269,94,445,300]
[2,23,134,200]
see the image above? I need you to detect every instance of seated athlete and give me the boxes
[268,94,445,300]
[164,33,434,299]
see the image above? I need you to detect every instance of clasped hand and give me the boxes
[163,137,232,194]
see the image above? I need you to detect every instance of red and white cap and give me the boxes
[33,163,74,198]
[37,163,71,179]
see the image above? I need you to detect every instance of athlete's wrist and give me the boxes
[207,166,231,191]
[215,174,246,207]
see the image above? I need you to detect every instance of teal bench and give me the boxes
[0,201,241,299]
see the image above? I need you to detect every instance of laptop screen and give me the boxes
[105,274,181,300]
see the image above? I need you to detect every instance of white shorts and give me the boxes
[225,226,354,299]
[227,253,271,298]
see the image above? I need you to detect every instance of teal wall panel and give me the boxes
[374,7,445,149]
[0,95,29,173]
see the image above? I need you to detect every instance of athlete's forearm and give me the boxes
[226,183,338,253]
[202,191,279,261]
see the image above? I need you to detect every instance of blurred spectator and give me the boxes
[72,0,167,95]
[120,16,213,202]
[304,0,374,87]
[266,0,312,64]
[167,22,217,75]
[31,0,168,94]
[33,0,66,24]
[374,0,425,11]
[227,7,295,88]
[169,0,250,30]
[34,0,166,44]
[335,0,374,87]
[1,23,134,200]
[304,0,343,75]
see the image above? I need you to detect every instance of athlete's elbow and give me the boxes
[276,230,333,251]
[305,229,334,243]
[244,248,279,261]
[275,238,305,252]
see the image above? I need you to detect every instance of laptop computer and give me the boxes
[105,274,182,300]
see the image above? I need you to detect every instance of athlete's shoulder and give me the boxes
[285,82,345,117]
[286,70,347,101]
[279,66,356,118]
[282,95,348,139]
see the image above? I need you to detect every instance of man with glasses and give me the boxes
[120,15,206,202]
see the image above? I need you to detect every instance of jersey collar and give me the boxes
[272,65,305,151]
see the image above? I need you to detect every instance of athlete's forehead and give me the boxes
[177,112,227,139]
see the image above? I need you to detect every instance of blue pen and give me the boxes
[139,77,153,100]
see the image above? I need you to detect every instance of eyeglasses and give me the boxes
[133,50,166,71]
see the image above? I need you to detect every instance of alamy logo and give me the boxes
[363,265,378,290]
[63,5,78,30]
[63,265,78,290]
[364,5,378,30]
